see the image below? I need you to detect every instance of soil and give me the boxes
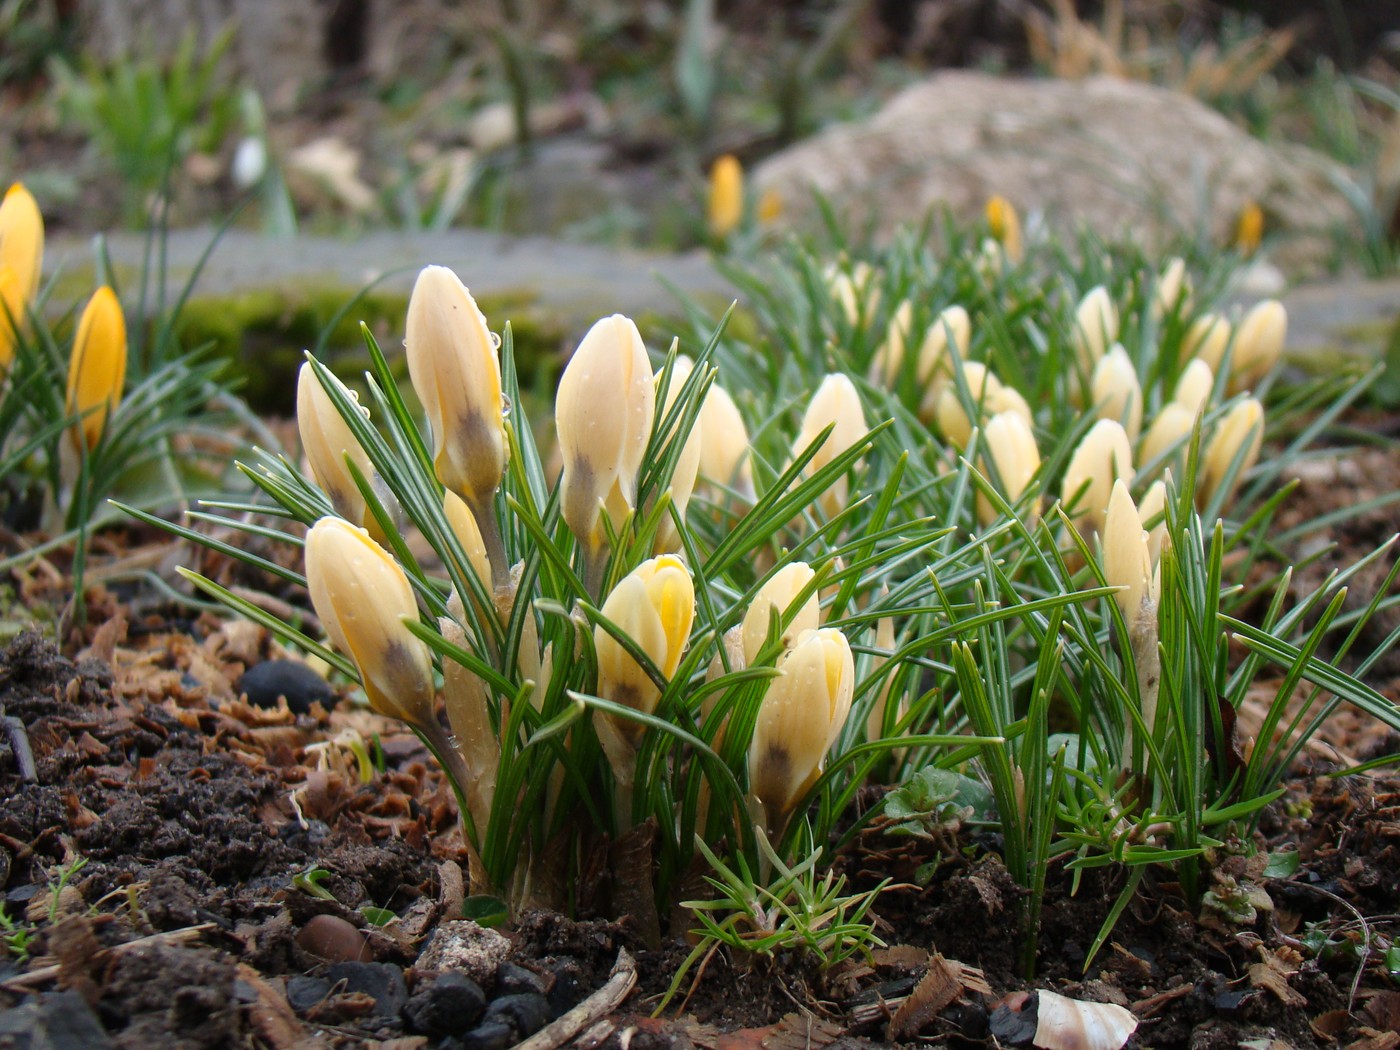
[2,444,1400,1049]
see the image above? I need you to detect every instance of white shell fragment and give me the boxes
[1034,991,1138,1050]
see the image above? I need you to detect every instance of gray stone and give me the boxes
[0,989,114,1050]
[414,920,512,985]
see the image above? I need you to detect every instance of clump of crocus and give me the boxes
[593,555,695,824]
[978,410,1041,526]
[708,154,744,239]
[793,374,867,521]
[1062,418,1134,542]
[741,561,820,664]
[1199,398,1263,510]
[66,286,127,453]
[933,361,1032,451]
[825,261,881,327]
[0,183,43,371]
[1090,345,1143,443]
[748,627,854,839]
[556,314,654,587]
[1102,479,1162,768]
[984,195,1024,265]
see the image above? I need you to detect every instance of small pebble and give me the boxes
[0,988,114,1049]
[297,914,371,963]
[327,961,409,1018]
[402,971,487,1038]
[239,659,335,715]
[494,962,546,997]
[546,960,587,1018]
[286,975,333,1013]
[448,1020,516,1050]
[415,920,512,984]
[485,992,552,1038]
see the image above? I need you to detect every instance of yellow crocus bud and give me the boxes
[1062,418,1134,540]
[1139,402,1194,470]
[405,266,507,511]
[297,362,376,525]
[1072,285,1119,378]
[651,354,704,553]
[869,299,914,388]
[0,183,44,307]
[915,305,971,391]
[748,627,854,832]
[1181,312,1232,372]
[757,187,783,226]
[1230,299,1286,392]
[741,561,819,664]
[1103,479,1155,632]
[0,268,21,372]
[794,373,866,520]
[1152,257,1191,321]
[1200,398,1263,510]
[595,555,695,746]
[698,380,752,495]
[557,314,655,554]
[1137,478,1168,567]
[978,410,1041,526]
[1235,200,1264,256]
[707,154,743,239]
[1090,345,1143,443]
[985,195,1023,265]
[65,286,127,453]
[304,517,435,728]
[442,489,493,593]
[1173,359,1215,416]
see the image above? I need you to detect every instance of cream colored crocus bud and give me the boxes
[985,195,1023,264]
[916,305,971,390]
[1103,480,1155,632]
[0,183,43,307]
[439,616,497,836]
[1173,359,1215,416]
[1152,257,1190,321]
[1230,299,1286,392]
[978,410,1041,526]
[1138,478,1168,567]
[1180,313,1231,372]
[304,517,435,728]
[741,562,819,664]
[651,354,704,553]
[1139,402,1194,471]
[442,489,493,595]
[557,314,655,554]
[1200,398,1263,510]
[1072,285,1119,377]
[297,363,376,525]
[708,154,743,239]
[405,266,507,512]
[794,373,866,520]
[66,286,127,453]
[933,362,1032,451]
[698,380,753,496]
[1062,418,1134,541]
[748,627,854,834]
[869,299,913,388]
[1091,345,1143,442]
[826,261,880,325]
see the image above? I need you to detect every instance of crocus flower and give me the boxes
[66,286,127,453]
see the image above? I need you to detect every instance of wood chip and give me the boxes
[237,964,306,1049]
[887,953,990,1041]
[761,1012,843,1050]
[1248,945,1307,1007]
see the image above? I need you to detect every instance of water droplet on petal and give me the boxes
[489,331,502,350]
[501,394,512,420]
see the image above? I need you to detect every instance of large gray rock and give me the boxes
[755,72,1355,272]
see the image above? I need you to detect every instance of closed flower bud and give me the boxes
[978,410,1041,525]
[985,195,1023,264]
[915,305,971,391]
[748,628,854,830]
[1103,479,1155,632]
[595,554,695,746]
[1090,345,1143,442]
[1180,313,1231,372]
[1062,418,1134,540]
[794,373,866,520]
[405,266,507,509]
[708,154,743,238]
[652,355,704,552]
[66,286,127,453]
[557,314,655,553]
[698,380,753,494]
[304,517,435,728]
[1230,299,1286,391]
[826,262,880,326]
[442,489,493,594]
[1235,200,1264,256]
[0,269,21,372]
[1173,359,1215,416]
[742,562,820,664]
[869,299,913,388]
[1200,398,1263,509]
[933,362,1031,451]
[1152,257,1190,321]
[1072,285,1119,377]
[1138,402,1194,470]
[757,188,784,226]
[0,183,43,307]
[297,363,376,525]
[1137,478,1168,566]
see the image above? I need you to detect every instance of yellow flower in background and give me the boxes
[984,195,1023,264]
[698,380,753,496]
[1230,299,1286,392]
[1180,312,1232,372]
[916,304,971,390]
[757,187,783,226]
[304,517,435,728]
[0,183,43,306]
[1071,285,1119,382]
[404,266,507,511]
[748,627,854,831]
[1151,256,1191,321]
[556,314,655,554]
[65,286,127,453]
[1235,200,1264,256]
[707,154,743,239]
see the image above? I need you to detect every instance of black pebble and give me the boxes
[327,961,408,1017]
[447,1020,517,1050]
[286,975,333,1013]
[239,660,335,715]
[485,992,552,1037]
[402,972,487,1037]
[988,993,1038,1046]
[494,962,547,997]
[546,960,587,1017]
[0,988,115,1049]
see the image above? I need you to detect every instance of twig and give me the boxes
[510,948,636,1050]
[0,922,216,992]
[0,709,36,781]
[1276,878,1370,1012]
